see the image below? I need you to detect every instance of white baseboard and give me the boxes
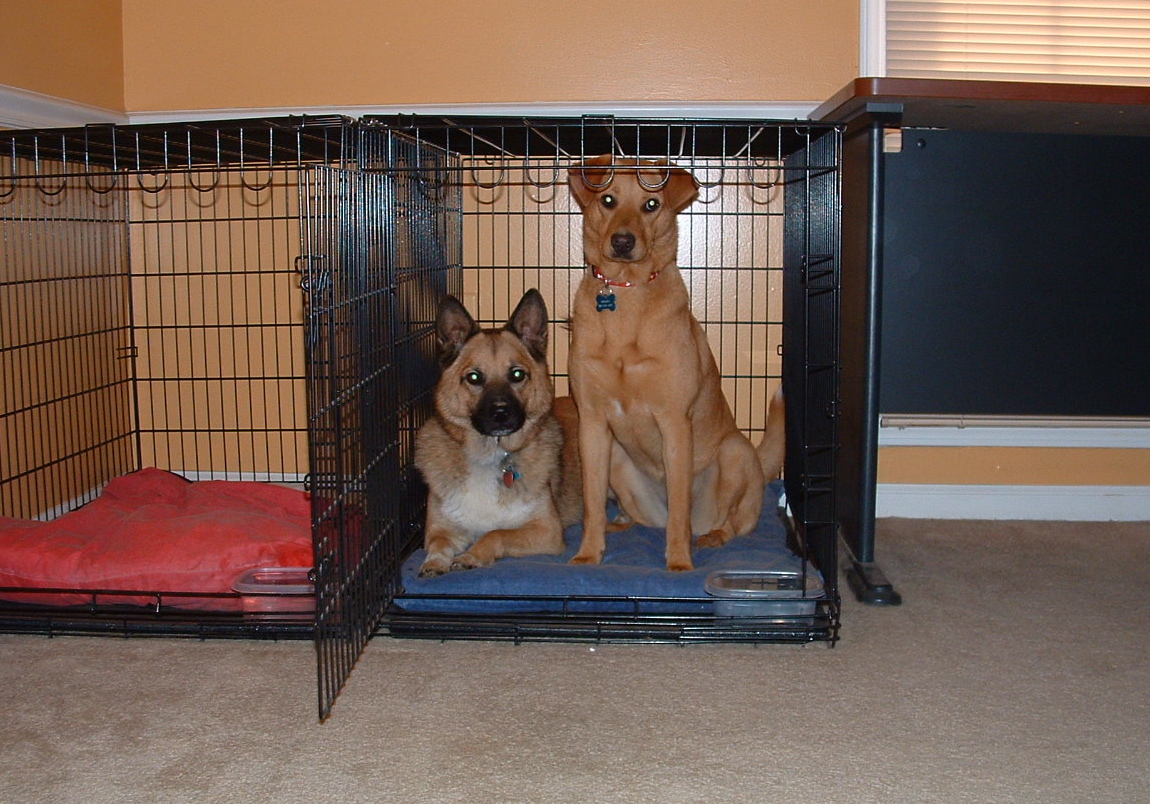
[175,470,307,487]
[877,483,1150,521]
[879,417,1150,448]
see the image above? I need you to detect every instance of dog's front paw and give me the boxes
[450,552,486,571]
[606,513,634,534]
[418,556,453,577]
[666,543,695,572]
[569,550,603,566]
[696,528,730,550]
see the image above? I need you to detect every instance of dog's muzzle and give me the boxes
[610,231,636,259]
[471,389,526,437]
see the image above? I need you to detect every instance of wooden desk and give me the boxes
[814,78,1150,604]
[816,77,1150,135]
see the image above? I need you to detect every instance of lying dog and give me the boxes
[567,155,785,572]
[415,289,581,576]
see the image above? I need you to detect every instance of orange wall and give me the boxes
[10,2,1142,492]
[3,1,858,115]
[120,0,858,112]
[0,0,124,111]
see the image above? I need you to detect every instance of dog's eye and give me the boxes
[644,198,661,212]
[508,367,529,384]
[601,194,617,209]
[463,369,484,386]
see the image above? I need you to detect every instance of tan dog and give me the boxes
[415,289,582,576]
[567,156,785,572]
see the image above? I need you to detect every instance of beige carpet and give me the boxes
[3,517,1150,804]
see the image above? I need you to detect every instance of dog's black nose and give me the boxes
[472,391,526,437]
[489,400,512,423]
[611,232,636,257]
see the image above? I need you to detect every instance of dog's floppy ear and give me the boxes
[435,295,480,367]
[505,288,549,362]
[568,155,615,209]
[656,163,700,214]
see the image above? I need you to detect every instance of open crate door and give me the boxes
[300,158,455,719]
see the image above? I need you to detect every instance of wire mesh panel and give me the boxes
[368,117,802,431]
[1,118,354,520]
[0,164,135,520]
[301,129,458,719]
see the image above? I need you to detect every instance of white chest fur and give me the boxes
[441,465,539,539]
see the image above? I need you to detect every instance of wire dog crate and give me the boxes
[0,117,354,642]
[0,115,842,719]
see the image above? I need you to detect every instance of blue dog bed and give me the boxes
[394,481,815,614]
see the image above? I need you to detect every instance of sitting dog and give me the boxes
[415,289,582,576]
[567,155,785,572]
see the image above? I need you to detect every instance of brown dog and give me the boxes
[415,289,582,576]
[567,156,785,572]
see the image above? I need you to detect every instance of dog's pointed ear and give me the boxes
[435,295,479,366]
[568,155,615,209]
[506,288,549,362]
[660,164,699,213]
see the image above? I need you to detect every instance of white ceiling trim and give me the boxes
[0,84,127,129]
[127,101,824,125]
[1,88,824,130]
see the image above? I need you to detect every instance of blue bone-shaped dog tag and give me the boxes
[596,290,616,312]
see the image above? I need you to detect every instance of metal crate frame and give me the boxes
[1,114,843,721]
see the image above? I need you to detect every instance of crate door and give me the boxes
[300,164,444,719]
[783,128,842,588]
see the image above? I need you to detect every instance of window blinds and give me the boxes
[886,1,1150,85]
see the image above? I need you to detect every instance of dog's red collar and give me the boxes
[590,264,661,288]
